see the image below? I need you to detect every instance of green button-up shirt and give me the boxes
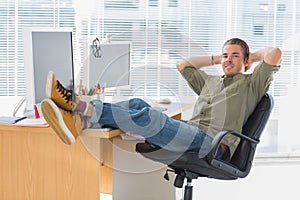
[180,61,279,158]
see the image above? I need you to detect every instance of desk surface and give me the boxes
[0,123,121,138]
[0,101,191,139]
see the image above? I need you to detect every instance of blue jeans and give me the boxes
[88,98,222,159]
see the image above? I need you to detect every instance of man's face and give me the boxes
[221,44,248,77]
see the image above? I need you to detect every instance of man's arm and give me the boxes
[176,55,221,71]
[250,47,282,67]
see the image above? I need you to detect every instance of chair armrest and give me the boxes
[207,130,259,160]
[205,130,259,178]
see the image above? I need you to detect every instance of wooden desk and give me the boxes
[0,102,191,200]
[0,124,120,200]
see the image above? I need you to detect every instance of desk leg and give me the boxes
[80,136,114,195]
[100,138,113,194]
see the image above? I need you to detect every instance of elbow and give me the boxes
[177,59,194,71]
[265,47,282,66]
[272,47,282,58]
[271,47,282,65]
[176,60,186,72]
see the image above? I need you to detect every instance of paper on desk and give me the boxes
[14,118,49,127]
[0,116,26,124]
[120,132,145,141]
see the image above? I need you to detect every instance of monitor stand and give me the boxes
[13,96,35,118]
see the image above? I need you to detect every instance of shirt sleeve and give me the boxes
[249,61,280,99]
[180,67,208,95]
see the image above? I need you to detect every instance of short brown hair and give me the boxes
[223,38,250,61]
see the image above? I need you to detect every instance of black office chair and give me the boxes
[136,93,273,200]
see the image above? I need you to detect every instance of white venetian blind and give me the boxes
[74,1,227,99]
[0,0,75,97]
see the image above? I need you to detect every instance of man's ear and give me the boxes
[244,64,249,72]
[244,59,250,72]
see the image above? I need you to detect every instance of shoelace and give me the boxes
[56,80,73,104]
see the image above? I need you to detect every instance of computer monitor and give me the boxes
[23,27,74,116]
[87,42,131,89]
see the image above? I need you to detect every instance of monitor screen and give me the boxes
[87,42,130,89]
[23,28,74,115]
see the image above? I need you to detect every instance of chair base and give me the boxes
[166,170,195,200]
[183,181,193,200]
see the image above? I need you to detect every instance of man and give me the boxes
[41,38,281,161]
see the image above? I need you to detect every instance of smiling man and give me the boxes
[177,38,281,159]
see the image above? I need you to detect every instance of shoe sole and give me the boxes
[45,70,54,99]
[41,99,75,145]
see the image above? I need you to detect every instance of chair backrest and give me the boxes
[230,93,274,171]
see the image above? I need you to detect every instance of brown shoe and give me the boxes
[45,70,79,111]
[41,98,84,145]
